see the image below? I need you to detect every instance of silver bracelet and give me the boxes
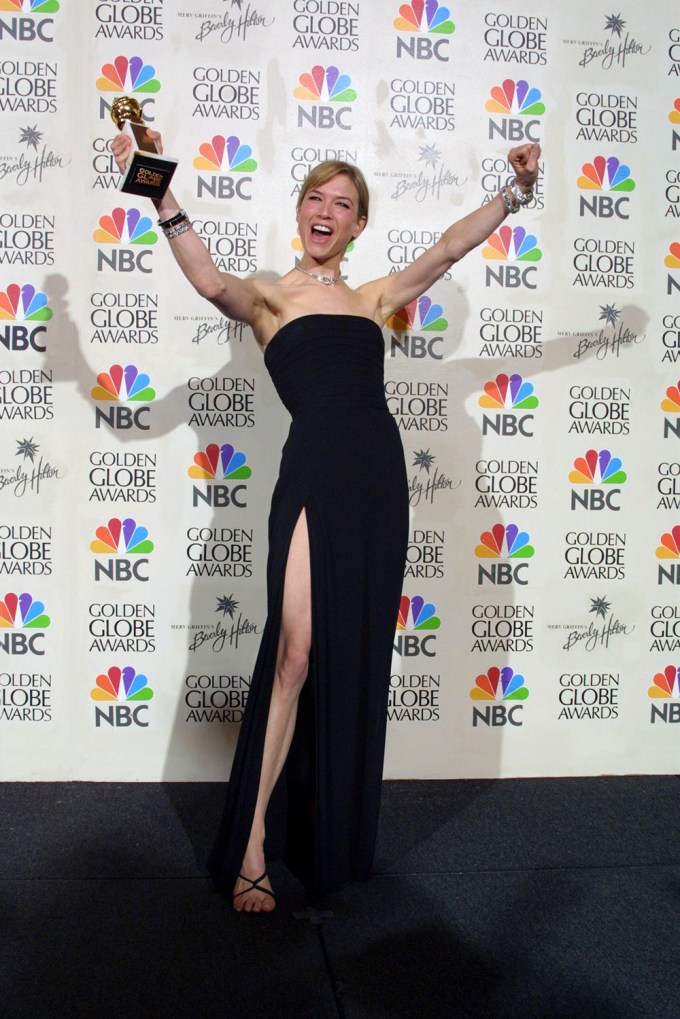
[508,176,534,207]
[163,217,192,239]
[500,184,519,214]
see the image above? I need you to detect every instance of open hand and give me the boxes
[508,143,541,192]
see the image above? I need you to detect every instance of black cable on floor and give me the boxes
[315,921,346,1019]
[293,906,346,1018]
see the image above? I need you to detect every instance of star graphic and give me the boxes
[604,14,626,36]
[412,449,435,473]
[590,596,611,620]
[16,438,40,462]
[418,144,441,170]
[19,125,43,150]
[216,594,239,617]
[599,304,620,327]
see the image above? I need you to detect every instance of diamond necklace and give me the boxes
[295,264,341,286]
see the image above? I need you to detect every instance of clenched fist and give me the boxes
[508,143,541,193]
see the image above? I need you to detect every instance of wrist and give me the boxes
[155,202,179,218]
[158,209,192,239]
[153,189,179,217]
[499,177,534,214]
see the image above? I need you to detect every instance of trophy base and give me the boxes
[119,151,178,200]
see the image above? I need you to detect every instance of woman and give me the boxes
[113,132,540,912]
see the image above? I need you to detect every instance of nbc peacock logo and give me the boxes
[0,0,59,10]
[91,665,153,701]
[188,442,252,510]
[482,225,542,290]
[194,135,257,174]
[475,523,534,587]
[194,135,258,202]
[577,156,635,219]
[471,665,529,700]
[569,449,627,512]
[0,284,52,321]
[91,365,156,402]
[90,518,154,555]
[397,594,441,629]
[93,208,158,275]
[666,242,680,297]
[470,666,528,727]
[294,65,356,131]
[394,0,455,33]
[661,379,680,440]
[478,372,538,438]
[90,364,155,431]
[0,592,50,656]
[485,79,544,143]
[388,295,448,332]
[656,526,680,587]
[90,517,154,583]
[0,592,50,627]
[479,373,538,409]
[648,665,680,698]
[387,295,447,360]
[670,98,680,131]
[483,226,542,261]
[648,665,680,724]
[93,208,157,245]
[394,594,441,658]
[394,1,454,63]
[96,55,160,93]
[475,524,535,559]
[0,284,52,353]
[578,156,635,192]
[95,56,160,122]
[91,665,154,729]
[0,0,59,46]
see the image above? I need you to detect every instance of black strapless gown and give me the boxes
[208,314,408,896]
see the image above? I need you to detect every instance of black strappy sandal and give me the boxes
[233,872,276,911]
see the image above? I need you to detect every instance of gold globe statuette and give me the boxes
[110,95,178,200]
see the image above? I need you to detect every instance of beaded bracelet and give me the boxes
[508,177,534,207]
[164,218,192,239]
[157,209,191,238]
[499,177,534,214]
[500,184,519,214]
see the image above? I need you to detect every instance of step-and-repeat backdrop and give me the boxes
[1,0,679,780]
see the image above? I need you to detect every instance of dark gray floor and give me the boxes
[2,777,679,1018]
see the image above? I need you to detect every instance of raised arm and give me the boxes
[111,131,265,326]
[365,143,541,322]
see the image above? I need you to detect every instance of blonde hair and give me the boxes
[296,160,369,224]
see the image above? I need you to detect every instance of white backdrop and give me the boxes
[1,0,680,780]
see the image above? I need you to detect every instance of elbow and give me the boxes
[193,276,225,304]
[443,231,466,264]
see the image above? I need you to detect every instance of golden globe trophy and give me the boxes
[111,96,178,200]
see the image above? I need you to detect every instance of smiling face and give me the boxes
[296,173,367,262]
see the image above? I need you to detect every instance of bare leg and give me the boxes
[233,510,312,912]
